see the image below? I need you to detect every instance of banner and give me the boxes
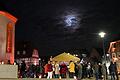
[6,23,13,53]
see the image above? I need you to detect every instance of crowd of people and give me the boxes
[18,60,119,80]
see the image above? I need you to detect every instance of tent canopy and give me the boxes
[52,52,80,62]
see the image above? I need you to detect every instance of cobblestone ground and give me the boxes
[19,78,95,80]
[16,75,118,80]
[0,76,117,80]
[0,78,94,80]
[17,77,109,80]
[14,73,119,80]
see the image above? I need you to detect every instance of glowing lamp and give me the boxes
[74,76,77,80]
[39,75,42,79]
[59,76,61,80]
[2,61,4,64]
[99,32,106,38]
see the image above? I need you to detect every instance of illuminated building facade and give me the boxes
[0,11,17,64]
[108,40,120,73]
[15,49,39,65]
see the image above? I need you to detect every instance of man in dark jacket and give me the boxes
[109,61,119,80]
[20,60,26,78]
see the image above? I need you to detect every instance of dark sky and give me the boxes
[0,0,120,56]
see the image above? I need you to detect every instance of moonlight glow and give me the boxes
[65,15,77,26]
[60,9,81,32]
[63,14,80,32]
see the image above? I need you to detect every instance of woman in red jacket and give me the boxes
[60,62,68,78]
[47,61,53,79]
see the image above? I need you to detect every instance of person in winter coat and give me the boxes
[109,61,119,80]
[69,61,75,78]
[20,60,26,78]
[101,63,107,80]
[60,62,68,78]
[47,61,53,79]
[93,63,99,80]
[54,61,60,78]
[44,63,48,78]
[87,62,92,78]
[98,63,102,79]
[76,61,82,80]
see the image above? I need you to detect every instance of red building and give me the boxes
[108,40,120,73]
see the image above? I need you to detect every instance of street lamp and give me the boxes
[99,32,106,38]
[99,32,106,80]
[99,32,106,61]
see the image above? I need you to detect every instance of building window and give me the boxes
[113,43,116,48]
[112,53,116,58]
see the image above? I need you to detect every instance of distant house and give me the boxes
[15,49,39,65]
[31,49,39,65]
[88,48,102,63]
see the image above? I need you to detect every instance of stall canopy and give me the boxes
[52,52,80,62]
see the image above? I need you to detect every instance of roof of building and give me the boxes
[0,11,17,23]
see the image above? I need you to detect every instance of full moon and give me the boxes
[64,14,80,32]
[58,8,81,32]
[65,15,77,27]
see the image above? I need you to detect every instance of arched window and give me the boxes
[112,53,116,58]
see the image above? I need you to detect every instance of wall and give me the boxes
[0,11,17,64]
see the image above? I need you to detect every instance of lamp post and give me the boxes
[99,32,106,61]
[39,58,42,78]
[99,32,106,80]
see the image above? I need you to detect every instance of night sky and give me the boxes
[0,0,120,56]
